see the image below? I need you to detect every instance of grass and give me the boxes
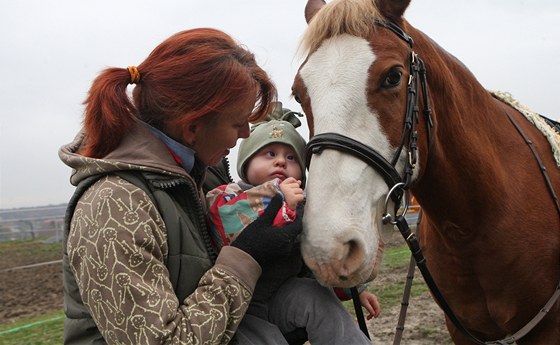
[342,244,428,316]
[0,240,64,344]
[0,240,62,270]
[0,310,64,345]
[376,244,429,308]
[380,246,412,270]
[0,244,419,344]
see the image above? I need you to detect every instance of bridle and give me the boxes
[304,19,560,345]
[305,20,432,212]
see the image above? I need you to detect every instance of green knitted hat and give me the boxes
[237,102,306,184]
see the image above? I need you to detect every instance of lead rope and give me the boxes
[392,202,560,344]
[350,287,370,339]
[392,256,416,345]
[392,209,422,345]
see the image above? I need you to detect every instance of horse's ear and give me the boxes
[305,0,326,24]
[377,0,411,23]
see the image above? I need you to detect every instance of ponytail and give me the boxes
[80,67,137,158]
[79,28,276,158]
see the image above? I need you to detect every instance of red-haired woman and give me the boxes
[59,28,302,344]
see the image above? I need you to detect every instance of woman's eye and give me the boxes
[382,69,402,88]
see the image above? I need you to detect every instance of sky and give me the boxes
[1,0,559,209]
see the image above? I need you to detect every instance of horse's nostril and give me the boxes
[342,239,365,274]
[348,239,358,253]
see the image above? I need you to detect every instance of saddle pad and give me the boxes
[491,90,560,167]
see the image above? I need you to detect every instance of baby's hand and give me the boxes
[359,290,381,320]
[279,177,304,210]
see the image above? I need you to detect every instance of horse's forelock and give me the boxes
[300,0,382,55]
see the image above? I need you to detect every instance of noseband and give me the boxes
[305,20,432,209]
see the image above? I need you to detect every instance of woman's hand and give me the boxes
[231,195,302,266]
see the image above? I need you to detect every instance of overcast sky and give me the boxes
[1,0,559,209]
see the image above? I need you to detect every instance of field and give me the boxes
[0,241,64,344]
[364,236,452,344]
[0,235,451,344]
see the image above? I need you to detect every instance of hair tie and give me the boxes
[127,66,141,84]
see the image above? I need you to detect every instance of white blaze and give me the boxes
[300,34,395,285]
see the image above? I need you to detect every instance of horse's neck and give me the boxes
[411,35,513,222]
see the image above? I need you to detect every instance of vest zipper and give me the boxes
[223,157,234,183]
[152,177,218,263]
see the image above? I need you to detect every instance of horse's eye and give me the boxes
[293,93,302,104]
[382,69,402,88]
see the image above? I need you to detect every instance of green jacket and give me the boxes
[59,122,260,345]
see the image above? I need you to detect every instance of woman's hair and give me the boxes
[81,28,277,158]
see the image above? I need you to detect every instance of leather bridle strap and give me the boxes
[375,19,433,152]
[502,106,560,217]
[305,132,403,203]
[394,216,486,345]
[396,210,560,345]
[374,20,414,48]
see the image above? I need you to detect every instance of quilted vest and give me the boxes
[62,170,219,344]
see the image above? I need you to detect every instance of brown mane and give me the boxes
[300,0,383,54]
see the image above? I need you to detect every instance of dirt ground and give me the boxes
[0,239,451,344]
[368,230,452,344]
[366,266,452,344]
[0,262,63,323]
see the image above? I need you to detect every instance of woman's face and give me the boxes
[192,94,255,166]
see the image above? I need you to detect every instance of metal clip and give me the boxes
[381,182,410,225]
[408,151,416,169]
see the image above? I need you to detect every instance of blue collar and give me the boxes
[144,122,195,173]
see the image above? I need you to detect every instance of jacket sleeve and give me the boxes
[272,201,297,227]
[206,183,250,245]
[206,179,290,245]
[67,176,261,345]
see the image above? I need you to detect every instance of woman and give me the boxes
[59,28,302,344]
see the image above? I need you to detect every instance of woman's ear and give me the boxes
[183,122,199,147]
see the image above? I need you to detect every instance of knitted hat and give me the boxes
[237,102,306,185]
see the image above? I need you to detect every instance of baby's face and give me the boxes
[245,143,302,185]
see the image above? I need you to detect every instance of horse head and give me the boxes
[293,0,430,287]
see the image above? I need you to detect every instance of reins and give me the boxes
[502,106,560,218]
[304,19,560,345]
[392,209,421,345]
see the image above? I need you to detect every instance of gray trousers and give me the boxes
[232,277,371,345]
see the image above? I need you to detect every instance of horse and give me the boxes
[292,0,560,343]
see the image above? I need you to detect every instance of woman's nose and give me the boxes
[238,124,250,139]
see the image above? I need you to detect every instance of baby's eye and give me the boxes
[266,151,276,157]
[287,155,295,161]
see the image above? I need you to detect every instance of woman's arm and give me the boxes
[68,176,260,344]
